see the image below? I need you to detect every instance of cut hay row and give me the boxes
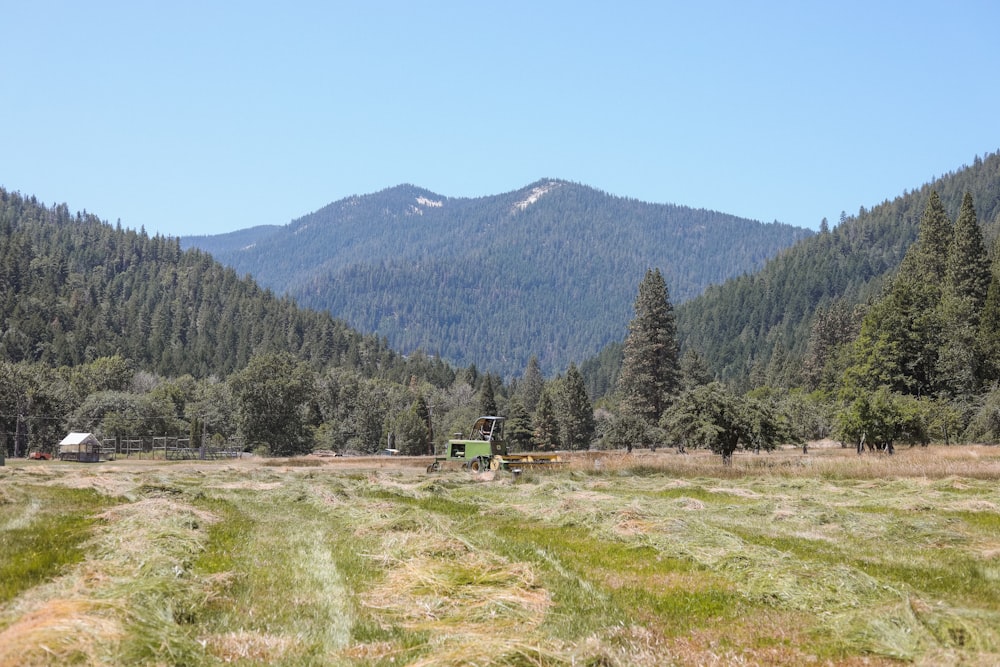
[0,482,218,666]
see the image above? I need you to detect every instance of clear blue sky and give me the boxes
[3,1,999,237]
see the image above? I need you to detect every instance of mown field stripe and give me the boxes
[0,485,115,606]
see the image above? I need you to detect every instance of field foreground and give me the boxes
[2,444,1000,666]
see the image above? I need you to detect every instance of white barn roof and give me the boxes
[60,432,100,446]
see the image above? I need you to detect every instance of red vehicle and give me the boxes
[28,450,52,460]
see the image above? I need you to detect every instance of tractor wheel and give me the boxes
[488,456,502,471]
[469,457,484,473]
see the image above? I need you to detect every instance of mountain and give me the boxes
[672,150,1000,388]
[182,180,812,377]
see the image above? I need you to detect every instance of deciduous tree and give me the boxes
[391,401,431,455]
[660,382,784,464]
[229,352,315,456]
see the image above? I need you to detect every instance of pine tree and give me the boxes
[560,363,595,450]
[946,192,990,310]
[479,374,497,416]
[617,268,681,426]
[532,388,561,450]
[505,396,533,452]
[802,301,863,391]
[977,253,1000,384]
[845,193,953,397]
[936,193,991,397]
[901,190,952,284]
[847,271,941,396]
[519,355,544,413]
[680,348,713,390]
[413,392,433,455]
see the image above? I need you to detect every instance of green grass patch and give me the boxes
[371,487,482,517]
[948,509,1000,532]
[855,558,999,609]
[469,505,741,638]
[0,485,114,603]
[728,529,846,565]
[650,485,750,503]
[729,518,1000,612]
[186,481,435,665]
[192,497,253,576]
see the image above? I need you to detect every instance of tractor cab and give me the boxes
[470,416,504,444]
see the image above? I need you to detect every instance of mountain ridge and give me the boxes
[182,179,812,377]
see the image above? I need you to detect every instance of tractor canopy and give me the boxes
[469,416,504,442]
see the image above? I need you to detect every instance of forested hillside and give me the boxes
[0,187,595,459]
[673,151,1000,387]
[0,188,451,384]
[184,180,811,377]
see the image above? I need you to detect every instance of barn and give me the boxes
[59,432,103,462]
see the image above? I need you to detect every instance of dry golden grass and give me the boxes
[0,598,122,667]
[201,630,295,663]
[567,441,1000,480]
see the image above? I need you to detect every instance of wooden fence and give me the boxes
[108,436,243,460]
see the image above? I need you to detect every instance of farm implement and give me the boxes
[426,416,561,473]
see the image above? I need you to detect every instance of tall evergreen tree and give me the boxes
[946,192,991,309]
[413,392,433,455]
[900,190,952,284]
[560,363,595,450]
[847,269,941,396]
[937,194,990,397]
[846,192,954,398]
[679,348,713,390]
[479,374,497,416]
[532,387,561,451]
[505,396,533,452]
[979,268,1000,383]
[617,268,681,425]
[519,355,544,413]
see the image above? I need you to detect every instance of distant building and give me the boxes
[58,432,103,462]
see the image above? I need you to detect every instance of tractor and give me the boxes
[426,416,561,473]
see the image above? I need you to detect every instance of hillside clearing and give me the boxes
[2,445,999,666]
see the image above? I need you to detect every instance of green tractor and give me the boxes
[426,416,560,473]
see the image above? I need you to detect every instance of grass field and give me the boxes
[2,443,1000,666]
